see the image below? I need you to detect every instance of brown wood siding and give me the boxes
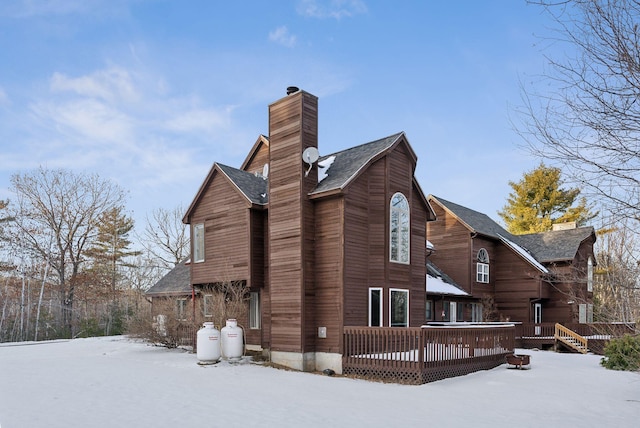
[471,237,496,298]
[190,173,250,286]
[493,244,544,322]
[410,185,427,325]
[314,197,344,353]
[268,91,318,353]
[242,142,270,175]
[427,203,472,291]
[341,145,426,329]
[245,209,266,347]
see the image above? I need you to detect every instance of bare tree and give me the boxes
[518,1,640,222]
[8,167,126,337]
[138,205,189,270]
[593,222,640,323]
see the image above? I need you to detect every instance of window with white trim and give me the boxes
[369,288,383,327]
[193,223,205,263]
[476,248,489,283]
[390,193,410,264]
[534,303,542,324]
[390,289,409,327]
[587,257,593,292]
[249,292,261,329]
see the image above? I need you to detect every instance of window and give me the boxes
[193,223,205,263]
[579,303,594,324]
[369,288,383,327]
[476,248,489,283]
[445,301,460,322]
[249,292,260,329]
[587,257,593,292]
[456,302,464,322]
[203,295,213,318]
[534,303,542,324]
[471,303,483,322]
[389,289,409,327]
[390,193,410,264]
[425,299,433,321]
[176,298,187,321]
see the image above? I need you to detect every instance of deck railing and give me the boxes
[515,322,636,353]
[343,324,515,384]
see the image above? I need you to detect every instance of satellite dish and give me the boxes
[302,147,320,165]
[302,147,320,177]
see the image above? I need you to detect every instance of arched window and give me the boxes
[476,248,489,283]
[390,193,410,263]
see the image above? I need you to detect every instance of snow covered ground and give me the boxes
[1,336,638,428]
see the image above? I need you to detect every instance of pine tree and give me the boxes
[499,163,597,234]
[86,206,140,334]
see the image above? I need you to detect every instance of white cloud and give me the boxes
[50,67,138,103]
[164,108,232,135]
[296,0,367,20]
[31,98,133,143]
[268,26,297,48]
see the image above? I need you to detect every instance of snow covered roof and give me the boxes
[427,275,470,296]
[426,260,470,297]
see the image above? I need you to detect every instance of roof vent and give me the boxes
[286,86,299,95]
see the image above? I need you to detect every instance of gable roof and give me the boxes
[430,195,509,239]
[183,162,268,223]
[217,163,268,205]
[240,134,269,171]
[517,227,596,263]
[428,195,595,266]
[145,259,192,297]
[311,132,406,195]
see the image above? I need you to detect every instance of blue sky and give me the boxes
[0,0,558,231]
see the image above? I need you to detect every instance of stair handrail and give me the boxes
[554,323,588,353]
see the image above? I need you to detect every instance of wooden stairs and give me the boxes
[554,323,589,354]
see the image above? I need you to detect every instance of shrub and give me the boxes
[600,334,640,371]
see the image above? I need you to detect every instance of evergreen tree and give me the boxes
[499,163,597,234]
[86,206,140,334]
[87,206,140,291]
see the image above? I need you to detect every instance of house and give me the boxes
[426,195,596,326]
[145,259,192,321]
[180,88,436,373]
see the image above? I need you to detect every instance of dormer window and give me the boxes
[476,248,489,283]
[390,193,410,264]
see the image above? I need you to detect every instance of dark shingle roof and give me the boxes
[311,132,404,194]
[217,163,268,205]
[145,259,192,296]
[430,195,595,264]
[432,196,510,239]
[517,227,595,263]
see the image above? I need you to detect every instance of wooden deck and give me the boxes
[343,324,515,384]
[515,322,636,354]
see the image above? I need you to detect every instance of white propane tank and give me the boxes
[221,319,244,359]
[197,322,221,363]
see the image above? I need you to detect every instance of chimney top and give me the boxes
[286,86,299,95]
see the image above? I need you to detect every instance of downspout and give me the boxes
[192,285,196,322]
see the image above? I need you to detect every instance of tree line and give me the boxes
[0,167,188,341]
